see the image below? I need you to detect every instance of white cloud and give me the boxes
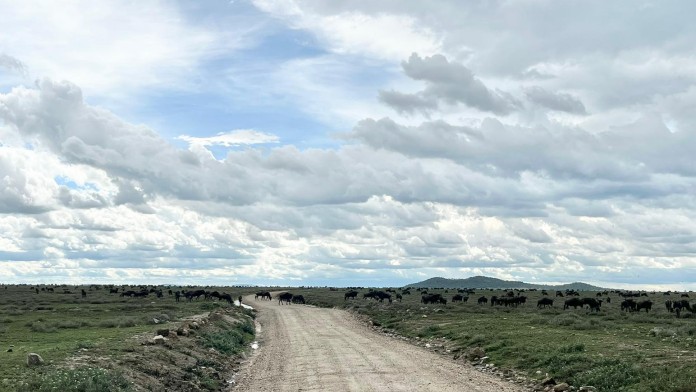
[0,0,253,97]
[252,0,442,61]
[0,53,28,76]
[178,129,279,148]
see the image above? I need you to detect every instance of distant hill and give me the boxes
[406,276,606,291]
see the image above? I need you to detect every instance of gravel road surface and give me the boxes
[232,294,524,392]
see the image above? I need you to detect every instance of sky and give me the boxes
[1,0,696,289]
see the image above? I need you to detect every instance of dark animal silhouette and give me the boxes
[292,295,306,304]
[344,290,359,300]
[278,292,293,305]
[537,298,554,308]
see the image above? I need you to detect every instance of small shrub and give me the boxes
[30,321,57,333]
[650,327,677,338]
[416,325,441,338]
[58,320,89,329]
[118,318,138,328]
[572,360,642,391]
[200,374,220,390]
[0,317,12,324]
[675,325,696,336]
[550,313,582,327]
[570,318,602,330]
[17,366,133,392]
[200,319,254,355]
[98,319,118,328]
[146,313,170,324]
[559,343,585,353]
[76,341,95,350]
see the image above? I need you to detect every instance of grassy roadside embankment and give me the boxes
[0,285,257,391]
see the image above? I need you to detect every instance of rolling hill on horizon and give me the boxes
[406,276,607,291]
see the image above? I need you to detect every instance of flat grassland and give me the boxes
[284,287,696,392]
[0,284,255,392]
[3,284,696,391]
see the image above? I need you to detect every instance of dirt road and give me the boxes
[232,295,524,392]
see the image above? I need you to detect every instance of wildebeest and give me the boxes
[582,298,602,312]
[220,293,233,304]
[374,291,393,303]
[421,293,446,304]
[635,300,653,313]
[563,297,584,310]
[185,289,206,301]
[291,294,306,304]
[621,299,637,312]
[344,290,359,300]
[671,300,693,317]
[451,294,468,303]
[81,289,87,298]
[364,291,379,300]
[477,296,488,305]
[109,288,119,294]
[120,290,147,298]
[278,292,293,305]
[255,291,272,300]
[537,298,554,308]
[492,296,526,307]
[665,299,674,312]
[396,293,403,302]
[175,291,181,302]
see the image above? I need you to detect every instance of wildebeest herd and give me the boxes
[14,284,244,308]
[266,291,306,305]
[12,284,696,319]
[284,286,696,320]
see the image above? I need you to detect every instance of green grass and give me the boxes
[16,367,133,392]
[0,284,251,387]
[200,318,255,355]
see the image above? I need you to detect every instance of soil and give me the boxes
[232,294,525,392]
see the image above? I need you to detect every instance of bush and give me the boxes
[30,321,57,333]
[57,320,89,329]
[572,360,642,391]
[17,367,133,392]
[76,341,95,350]
[650,327,677,338]
[118,318,138,328]
[98,319,118,328]
[146,313,170,324]
[200,320,254,355]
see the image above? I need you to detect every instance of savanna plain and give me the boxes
[0,283,695,391]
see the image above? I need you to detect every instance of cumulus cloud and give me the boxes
[381,53,520,115]
[2,78,696,287]
[378,90,438,116]
[525,86,587,114]
[3,1,696,288]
